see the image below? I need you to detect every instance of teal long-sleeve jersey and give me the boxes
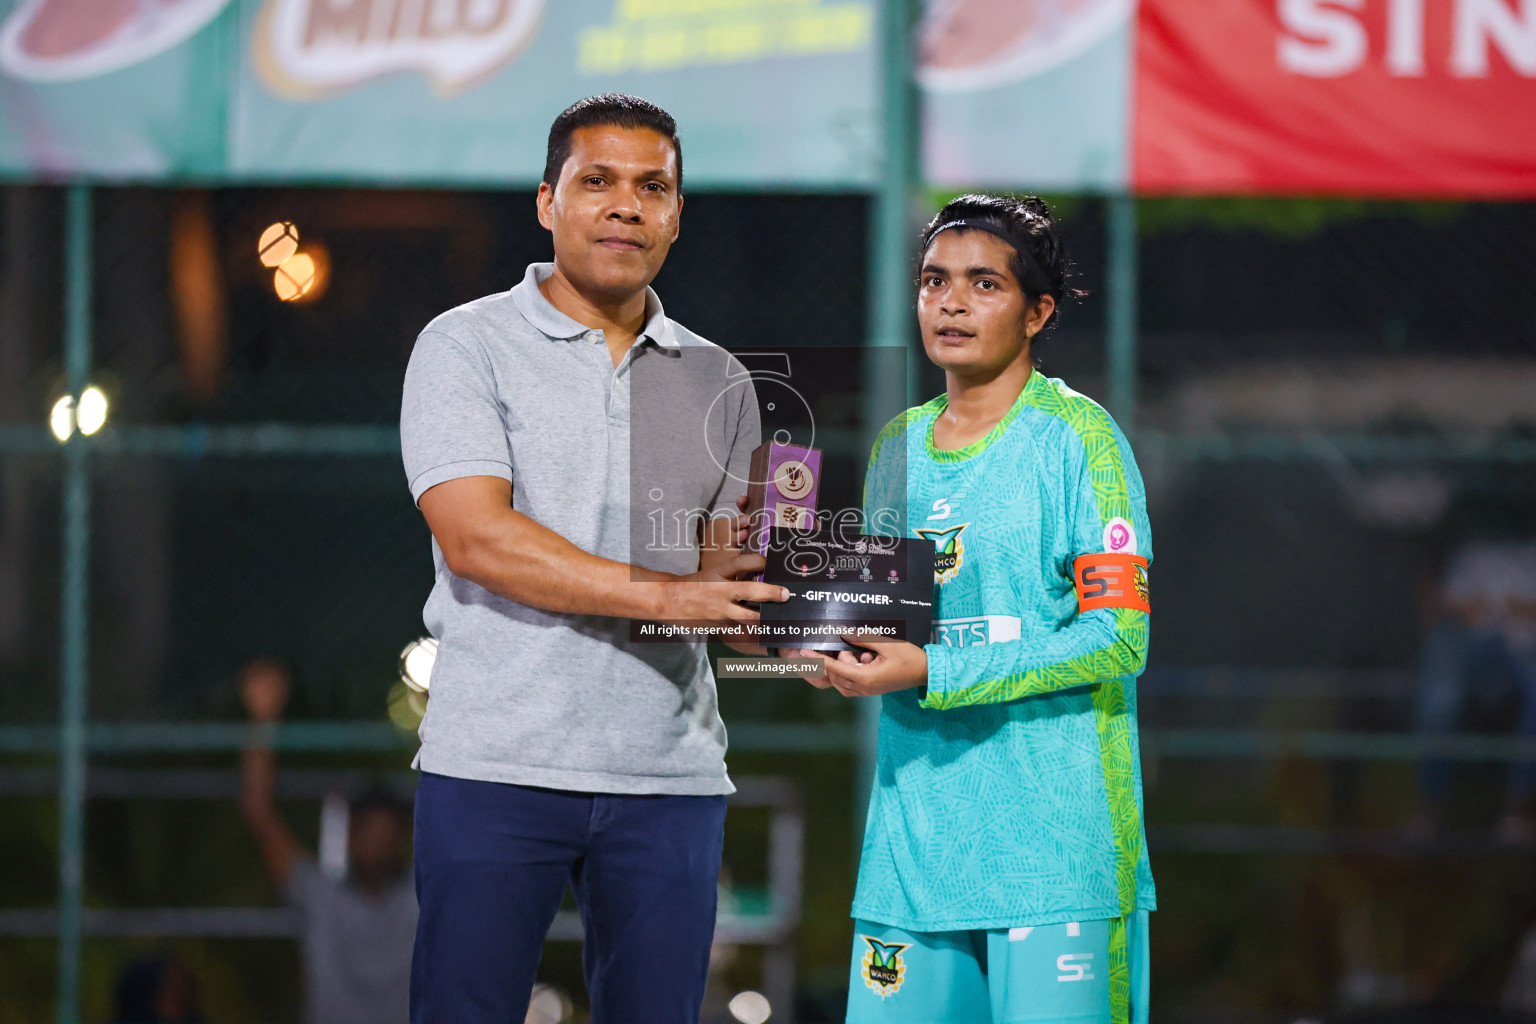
[852,371,1156,932]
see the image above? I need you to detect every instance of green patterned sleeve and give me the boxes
[920,607,1147,710]
[920,402,1152,711]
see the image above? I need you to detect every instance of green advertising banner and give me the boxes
[919,0,1133,191]
[0,0,236,178]
[233,0,879,185]
[0,0,1136,190]
[0,0,879,186]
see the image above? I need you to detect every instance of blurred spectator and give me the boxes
[113,950,203,1024]
[1414,540,1536,839]
[239,658,417,1024]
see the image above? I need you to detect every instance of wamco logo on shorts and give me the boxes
[254,0,545,98]
[859,936,909,998]
[1057,952,1096,982]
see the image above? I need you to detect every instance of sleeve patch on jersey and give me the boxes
[1074,554,1150,613]
[1102,516,1137,555]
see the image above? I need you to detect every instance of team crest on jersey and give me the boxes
[914,522,968,584]
[860,936,909,997]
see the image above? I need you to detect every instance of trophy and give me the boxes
[744,441,822,572]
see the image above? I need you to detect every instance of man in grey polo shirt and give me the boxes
[399,94,786,1023]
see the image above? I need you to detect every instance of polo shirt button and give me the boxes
[586,331,601,343]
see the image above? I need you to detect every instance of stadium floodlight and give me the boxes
[49,395,74,442]
[258,221,300,267]
[76,386,108,436]
[272,243,329,303]
[727,991,771,1024]
[50,386,111,441]
[399,637,438,694]
[273,251,317,301]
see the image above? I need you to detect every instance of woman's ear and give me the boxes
[1024,294,1057,339]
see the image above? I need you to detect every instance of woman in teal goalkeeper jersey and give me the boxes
[790,195,1155,1024]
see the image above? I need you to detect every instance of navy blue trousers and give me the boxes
[410,772,727,1024]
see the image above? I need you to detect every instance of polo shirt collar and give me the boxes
[511,263,679,349]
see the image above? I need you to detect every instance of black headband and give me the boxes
[925,217,1019,250]
[924,216,1052,297]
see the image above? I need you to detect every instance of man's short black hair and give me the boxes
[544,93,683,192]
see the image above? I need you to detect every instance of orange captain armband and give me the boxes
[1072,553,1150,614]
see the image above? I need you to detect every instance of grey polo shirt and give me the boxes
[400,263,760,795]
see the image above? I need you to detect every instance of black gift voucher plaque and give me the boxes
[760,527,935,653]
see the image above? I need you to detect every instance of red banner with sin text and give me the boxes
[1134,0,1536,197]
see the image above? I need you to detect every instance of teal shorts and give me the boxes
[846,913,1150,1024]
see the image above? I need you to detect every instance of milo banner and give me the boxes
[0,0,880,185]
